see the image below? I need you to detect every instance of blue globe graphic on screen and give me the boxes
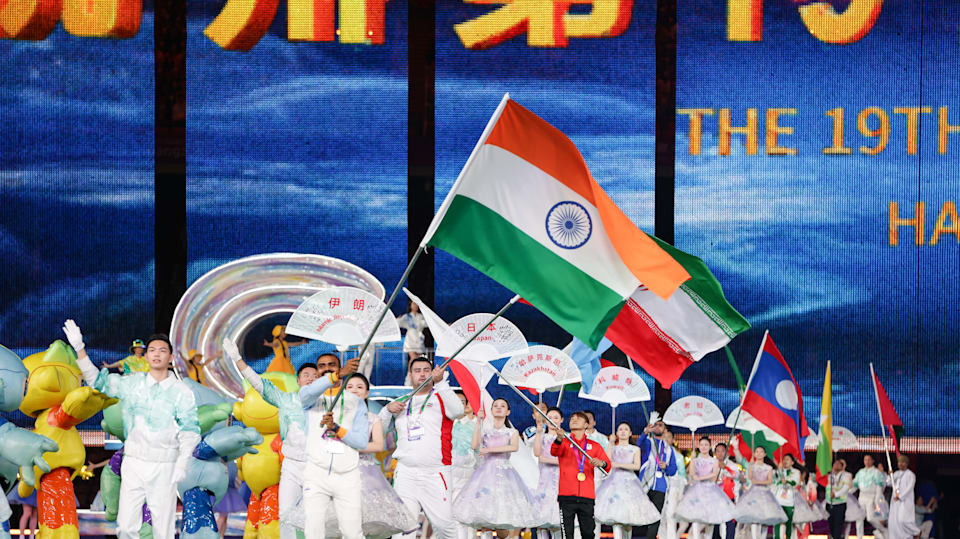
[545,201,592,249]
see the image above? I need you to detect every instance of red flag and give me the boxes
[448,359,482,414]
[871,369,903,426]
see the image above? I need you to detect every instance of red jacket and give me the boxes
[550,433,611,499]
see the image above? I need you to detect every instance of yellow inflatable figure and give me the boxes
[17,341,117,539]
[232,372,297,539]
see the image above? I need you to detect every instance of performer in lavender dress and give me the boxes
[595,422,660,539]
[532,406,564,539]
[453,399,540,537]
[673,437,734,539]
[451,390,479,539]
[733,446,787,539]
[326,374,417,539]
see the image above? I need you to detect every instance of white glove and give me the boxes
[62,319,85,352]
[222,338,241,364]
[171,463,187,486]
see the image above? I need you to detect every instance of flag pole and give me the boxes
[486,362,609,476]
[726,330,768,446]
[332,94,513,407]
[328,245,425,406]
[869,363,896,494]
[556,387,564,407]
[396,295,520,404]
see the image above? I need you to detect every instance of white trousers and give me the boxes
[303,462,362,539]
[859,489,887,539]
[277,458,306,539]
[393,464,457,539]
[118,456,177,539]
[279,458,306,539]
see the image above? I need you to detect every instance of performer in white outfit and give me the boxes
[66,321,200,539]
[224,339,359,539]
[594,422,660,539]
[379,357,464,539]
[301,356,371,539]
[533,405,564,539]
[848,454,888,539]
[733,446,787,539]
[674,437,734,539]
[397,302,427,359]
[582,411,610,539]
[325,374,417,538]
[450,390,478,539]
[887,454,920,539]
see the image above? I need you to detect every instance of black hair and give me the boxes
[570,411,589,423]
[297,363,319,377]
[316,353,341,366]
[697,435,713,456]
[492,398,513,428]
[582,410,595,420]
[408,356,433,371]
[546,406,563,418]
[715,442,728,451]
[146,333,172,353]
[616,421,633,436]
[781,452,796,465]
[345,373,371,392]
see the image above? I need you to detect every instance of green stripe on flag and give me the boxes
[428,195,624,348]
[650,237,751,338]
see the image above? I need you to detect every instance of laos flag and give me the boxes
[741,331,810,461]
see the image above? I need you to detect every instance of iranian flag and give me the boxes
[815,362,833,486]
[605,237,751,387]
[423,95,691,350]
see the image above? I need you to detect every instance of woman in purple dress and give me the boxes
[594,422,660,539]
[453,398,540,538]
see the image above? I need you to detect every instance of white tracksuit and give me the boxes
[78,358,200,539]
[302,390,369,539]
[379,380,464,539]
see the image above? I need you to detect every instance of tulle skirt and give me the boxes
[733,486,787,525]
[453,455,541,529]
[791,497,823,524]
[674,481,735,525]
[325,458,418,539]
[531,465,561,529]
[845,495,866,521]
[595,469,661,526]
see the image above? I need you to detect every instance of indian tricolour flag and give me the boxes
[423,94,749,386]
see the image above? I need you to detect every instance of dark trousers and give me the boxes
[558,496,595,539]
[638,489,665,539]
[827,503,846,539]
[712,520,735,539]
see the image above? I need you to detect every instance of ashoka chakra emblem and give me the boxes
[545,201,592,249]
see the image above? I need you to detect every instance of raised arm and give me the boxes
[432,369,464,419]
[471,411,483,451]
[63,320,124,397]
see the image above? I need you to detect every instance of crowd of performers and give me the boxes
[0,322,935,539]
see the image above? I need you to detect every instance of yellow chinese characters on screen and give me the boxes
[455,0,633,49]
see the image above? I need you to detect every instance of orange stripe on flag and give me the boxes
[485,100,690,299]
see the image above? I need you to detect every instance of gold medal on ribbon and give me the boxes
[577,472,586,481]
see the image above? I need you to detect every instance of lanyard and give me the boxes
[406,388,434,416]
[575,442,586,474]
[321,394,346,425]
